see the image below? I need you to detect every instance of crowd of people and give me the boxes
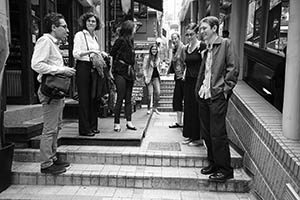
[31,12,239,183]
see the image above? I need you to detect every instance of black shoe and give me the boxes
[126,124,137,131]
[41,164,66,175]
[91,129,100,134]
[54,160,70,168]
[79,132,95,136]
[209,172,233,182]
[201,165,218,175]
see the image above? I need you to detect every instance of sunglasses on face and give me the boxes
[185,33,195,37]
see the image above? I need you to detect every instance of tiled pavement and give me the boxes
[0,110,258,200]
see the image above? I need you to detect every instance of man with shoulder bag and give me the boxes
[31,12,76,175]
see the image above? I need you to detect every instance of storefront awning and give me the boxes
[134,0,163,12]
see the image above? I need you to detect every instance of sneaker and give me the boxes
[41,164,66,175]
[54,160,70,168]
[147,110,151,115]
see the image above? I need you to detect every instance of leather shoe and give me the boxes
[79,132,95,137]
[209,172,233,182]
[91,129,100,134]
[201,165,218,175]
[54,160,70,168]
[126,124,137,131]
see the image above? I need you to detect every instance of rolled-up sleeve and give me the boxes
[31,37,65,76]
[73,31,85,60]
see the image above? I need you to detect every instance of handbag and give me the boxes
[41,74,71,104]
[127,64,136,80]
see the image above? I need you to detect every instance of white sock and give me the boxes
[127,121,133,127]
[114,124,120,129]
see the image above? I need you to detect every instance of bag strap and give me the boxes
[82,31,91,60]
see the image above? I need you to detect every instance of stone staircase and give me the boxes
[158,77,175,112]
[10,147,250,192]
[0,112,256,199]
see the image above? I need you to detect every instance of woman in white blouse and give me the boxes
[73,12,105,137]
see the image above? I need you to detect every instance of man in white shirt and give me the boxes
[31,12,76,175]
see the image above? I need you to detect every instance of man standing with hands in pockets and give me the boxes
[195,16,239,182]
[31,12,76,175]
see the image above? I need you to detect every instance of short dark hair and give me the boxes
[200,16,220,35]
[44,12,64,33]
[186,23,199,34]
[78,12,101,31]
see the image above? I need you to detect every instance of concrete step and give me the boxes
[159,103,173,108]
[13,146,243,168]
[29,108,151,148]
[5,117,43,148]
[0,185,258,200]
[160,95,173,99]
[157,107,173,112]
[11,162,251,192]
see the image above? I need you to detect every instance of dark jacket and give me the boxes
[195,37,239,100]
[110,37,135,80]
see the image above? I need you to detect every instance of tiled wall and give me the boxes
[226,81,300,200]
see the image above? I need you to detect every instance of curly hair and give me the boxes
[78,12,100,31]
[44,12,64,33]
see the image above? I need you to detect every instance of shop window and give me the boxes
[246,0,262,46]
[266,0,289,52]
[31,0,41,44]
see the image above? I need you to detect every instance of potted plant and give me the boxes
[0,24,14,193]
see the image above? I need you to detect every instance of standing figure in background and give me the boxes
[31,13,76,175]
[196,16,239,182]
[168,32,185,128]
[110,20,137,132]
[182,23,206,146]
[73,12,106,137]
[143,44,162,115]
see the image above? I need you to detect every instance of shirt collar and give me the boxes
[44,33,59,45]
[82,29,97,40]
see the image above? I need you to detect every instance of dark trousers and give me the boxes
[173,79,184,111]
[76,61,98,134]
[114,74,134,124]
[198,94,233,175]
[183,77,200,140]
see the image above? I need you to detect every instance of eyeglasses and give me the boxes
[59,24,68,29]
[185,33,195,37]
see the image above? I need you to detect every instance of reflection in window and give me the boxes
[266,0,289,52]
[246,0,262,46]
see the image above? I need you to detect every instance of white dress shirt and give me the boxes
[73,29,100,61]
[198,49,213,99]
[31,33,66,83]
